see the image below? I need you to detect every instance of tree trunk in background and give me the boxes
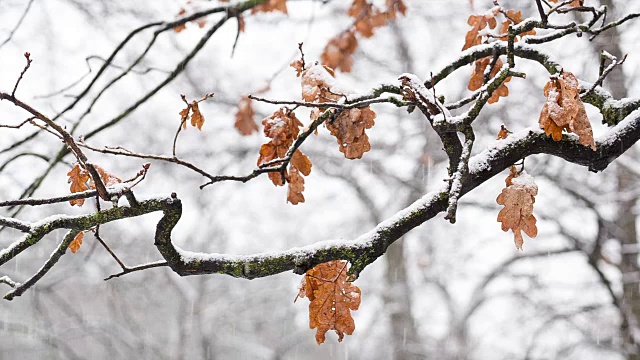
[381,23,426,360]
[594,1,639,358]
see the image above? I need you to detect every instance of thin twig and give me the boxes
[11,52,32,98]
[104,261,169,281]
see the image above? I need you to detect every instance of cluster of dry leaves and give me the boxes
[256,108,312,204]
[539,71,596,150]
[67,164,121,207]
[322,0,406,72]
[496,69,596,248]
[463,7,536,104]
[296,260,361,344]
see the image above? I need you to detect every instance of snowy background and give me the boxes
[1,0,640,359]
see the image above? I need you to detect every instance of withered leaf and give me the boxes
[190,101,205,130]
[468,57,511,104]
[348,0,387,38]
[539,72,596,150]
[463,8,499,51]
[69,231,84,254]
[234,97,258,136]
[496,171,538,250]
[301,64,340,103]
[90,165,122,188]
[321,30,358,73]
[326,107,376,159]
[67,164,90,207]
[297,260,361,344]
[290,59,305,77]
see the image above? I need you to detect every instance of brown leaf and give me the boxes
[462,8,499,51]
[348,0,388,38]
[69,231,84,254]
[234,97,258,136]
[301,65,340,103]
[468,57,511,104]
[190,101,205,130]
[257,108,304,187]
[538,72,596,150]
[67,164,89,206]
[286,166,306,204]
[321,30,358,73]
[498,9,536,41]
[179,106,190,130]
[89,165,122,188]
[297,260,361,344]
[496,171,538,250]
[252,0,288,14]
[326,107,376,159]
[290,59,305,77]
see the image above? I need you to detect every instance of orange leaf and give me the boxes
[321,30,358,73]
[496,171,538,250]
[90,165,122,188]
[301,64,340,103]
[348,0,388,38]
[538,72,596,150]
[297,260,361,344]
[67,164,89,206]
[69,231,84,253]
[179,106,190,129]
[462,8,499,51]
[290,59,304,77]
[468,57,511,104]
[234,97,258,136]
[190,101,205,130]
[326,107,376,159]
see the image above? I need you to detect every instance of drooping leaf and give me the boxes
[496,170,538,250]
[468,56,511,104]
[462,7,500,50]
[69,231,84,254]
[190,101,205,130]
[538,71,596,150]
[325,107,376,159]
[321,30,358,73]
[297,260,361,344]
[234,97,258,136]
[67,164,90,206]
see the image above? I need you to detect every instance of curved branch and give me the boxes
[151,108,640,280]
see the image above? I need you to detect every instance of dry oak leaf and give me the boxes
[462,7,500,51]
[301,64,340,103]
[498,9,536,41]
[321,30,358,73]
[326,106,376,159]
[348,0,388,38]
[234,97,259,136]
[257,108,304,186]
[69,231,84,254]
[468,57,511,104]
[290,59,305,77]
[538,72,596,150]
[190,101,205,130]
[251,0,287,14]
[67,164,90,207]
[496,170,538,250]
[297,260,361,344]
[90,165,122,188]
